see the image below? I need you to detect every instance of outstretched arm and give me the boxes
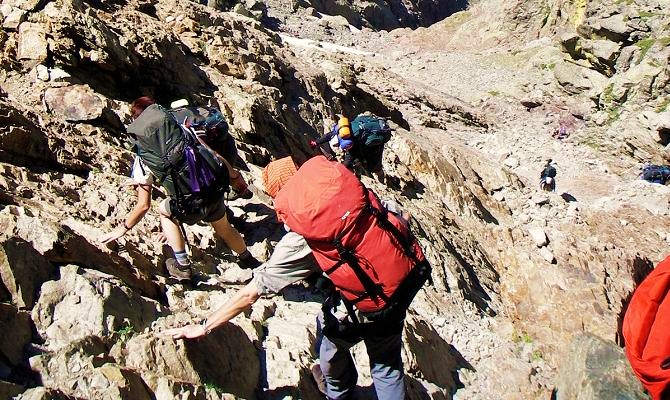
[100,183,152,244]
[161,280,261,339]
[161,231,317,340]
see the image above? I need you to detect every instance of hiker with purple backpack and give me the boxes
[100,97,260,282]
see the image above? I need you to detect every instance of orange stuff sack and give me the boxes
[262,156,298,198]
[623,255,670,399]
[337,116,351,139]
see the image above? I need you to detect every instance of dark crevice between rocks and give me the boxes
[348,86,409,130]
[615,255,654,347]
[405,317,473,398]
[658,128,670,147]
[183,323,260,399]
[42,227,164,301]
[289,0,469,30]
[446,240,498,316]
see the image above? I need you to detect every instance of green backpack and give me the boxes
[351,115,392,147]
[127,104,229,215]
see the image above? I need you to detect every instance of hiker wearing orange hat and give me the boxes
[162,156,430,400]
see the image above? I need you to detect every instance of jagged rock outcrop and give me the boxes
[32,265,162,350]
[555,333,646,399]
[29,336,153,400]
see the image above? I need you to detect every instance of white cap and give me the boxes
[170,99,189,109]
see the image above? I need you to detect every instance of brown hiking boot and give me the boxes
[165,258,192,282]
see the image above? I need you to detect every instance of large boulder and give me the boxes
[31,265,162,350]
[553,61,609,97]
[112,326,260,399]
[44,85,107,122]
[554,333,646,399]
[0,237,57,308]
[29,336,153,400]
[0,99,57,168]
[0,213,162,299]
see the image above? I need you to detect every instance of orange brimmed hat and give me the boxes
[262,156,298,198]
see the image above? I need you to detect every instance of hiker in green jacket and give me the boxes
[100,97,260,281]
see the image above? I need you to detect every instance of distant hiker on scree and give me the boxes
[162,156,431,400]
[540,159,557,192]
[100,97,260,282]
[310,113,392,183]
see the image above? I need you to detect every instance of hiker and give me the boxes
[640,163,670,185]
[169,99,252,200]
[309,114,392,183]
[623,255,670,400]
[100,97,260,281]
[162,156,431,400]
[539,159,557,192]
[552,122,569,140]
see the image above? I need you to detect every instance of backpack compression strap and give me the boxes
[320,190,427,306]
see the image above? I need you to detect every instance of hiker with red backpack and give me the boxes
[162,156,431,400]
[100,97,260,281]
[310,114,392,183]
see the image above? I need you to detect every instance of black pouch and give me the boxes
[321,293,362,341]
[360,260,432,325]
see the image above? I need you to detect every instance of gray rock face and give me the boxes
[17,22,47,63]
[44,85,107,122]
[0,237,56,308]
[29,336,153,400]
[31,265,161,349]
[555,333,647,400]
[553,62,609,96]
[113,327,260,399]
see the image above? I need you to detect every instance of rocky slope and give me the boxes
[0,0,669,399]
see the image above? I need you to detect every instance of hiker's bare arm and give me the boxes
[161,281,261,340]
[100,184,152,244]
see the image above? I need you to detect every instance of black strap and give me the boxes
[333,240,389,305]
[169,169,191,251]
[314,188,427,305]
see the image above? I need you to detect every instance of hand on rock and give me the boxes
[99,225,128,244]
[153,231,168,244]
[308,140,317,148]
[160,324,207,340]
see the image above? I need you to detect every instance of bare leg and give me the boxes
[210,213,247,255]
[158,199,186,253]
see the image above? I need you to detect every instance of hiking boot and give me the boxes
[310,364,327,396]
[165,258,192,282]
[237,253,261,270]
[228,188,253,201]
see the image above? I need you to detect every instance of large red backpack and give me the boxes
[274,156,429,313]
[623,255,670,399]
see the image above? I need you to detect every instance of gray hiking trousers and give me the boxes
[316,311,405,400]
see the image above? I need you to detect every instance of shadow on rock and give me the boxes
[404,315,472,399]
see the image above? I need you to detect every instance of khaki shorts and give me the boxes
[162,196,228,226]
